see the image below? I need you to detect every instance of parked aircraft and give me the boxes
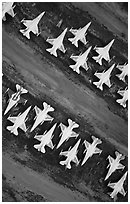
[34,123,57,153]
[92,39,115,65]
[20,11,45,39]
[59,139,81,169]
[2,2,16,21]
[105,151,125,181]
[6,106,31,136]
[68,22,91,47]
[81,135,102,166]
[69,46,92,74]
[108,171,127,200]
[57,119,79,149]
[30,102,54,132]
[116,88,128,108]
[116,63,128,82]
[46,28,67,57]
[4,84,28,115]
[93,64,115,91]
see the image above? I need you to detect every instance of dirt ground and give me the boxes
[2,2,128,202]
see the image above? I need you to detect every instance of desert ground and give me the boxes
[2,2,128,202]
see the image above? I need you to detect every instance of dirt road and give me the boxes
[2,28,127,155]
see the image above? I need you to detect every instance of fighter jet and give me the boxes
[20,11,45,39]
[92,39,115,65]
[116,88,128,108]
[30,102,54,132]
[68,22,91,48]
[59,139,81,169]
[81,135,102,166]
[6,106,31,136]
[69,46,92,74]
[105,151,125,181]
[116,63,128,82]
[34,123,57,153]
[108,171,127,200]
[2,2,16,21]
[93,63,115,91]
[46,28,67,57]
[4,84,28,115]
[57,119,79,149]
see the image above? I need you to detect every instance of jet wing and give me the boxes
[22,20,33,27]
[82,61,89,71]
[80,36,87,45]
[7,8,15,17]
[70,131,79,138]
[46,38,55,45]
[73,155,79,165]
[59,44,66,53]
[20,123,27,132]
[45,114,53,121]
[117,163,125,170]
[108,182,116,189]
[32,25,39,35]
[94,147,102,154]
[34,106,42,116]
[120,187,126,196]
[108,156,114,166]
[47,140,54,149]
[70,55,79,62]
[103,53,110,62]
[60,151,68,157]
[7,116,17,124]
[34,135,43,141]
[118,90,125,96]
[94,72,103,79]
[105,79,111,88]
[59,123,67,132]
[70,28,78,36]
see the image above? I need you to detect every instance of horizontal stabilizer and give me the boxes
[93,81,103,91]
[6,126,13,132]
[92,56,102,66]
[68,38,78,47]
[116,99,126,108]
[46,48,57,57]
[69,65,80,74]
[20,29,30,39]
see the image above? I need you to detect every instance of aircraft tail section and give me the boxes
[116,99,126,108]
[93,81,103,91]
[46,47,57,57]
[69,64,80,74]
[60,160,71,169]
[2,15,6,21]
[43,102,54,112]
[68,38,78,47]
[7,126,18,136]
[92,55,102,66]
[34,144,41,151]
[20,29,30,39]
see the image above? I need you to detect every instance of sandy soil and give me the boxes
[2,2,128,202]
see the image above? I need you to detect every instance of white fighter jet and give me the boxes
[57,119,79,149]
[81,135,102,166]
[46,28,67,57]
[108,171,127,200]
[105,151,125,181]
[59,139,81,169]
[116,88,128,108]
[93,63,115,91]
[20,11,45,39]
[30,102,54,132]
[6,106,31,136]
[34,123,57,153]
[93,39,115,65]
[69,46,92,74]
[2,2,16,21]
[4,84,28,115]
[68,22,91,48]
[116,63,128,82]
